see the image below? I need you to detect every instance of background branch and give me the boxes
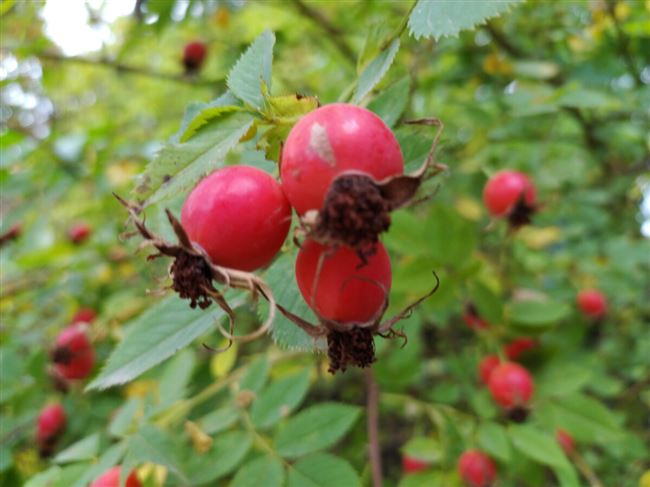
[365,367,383,487]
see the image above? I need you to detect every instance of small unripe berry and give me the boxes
[458,449,496,487]
[504,337,537,360]
[183,41,207,73]
[36,403,66,442]
[556,429,575,456]
[478,355,501,385]
[488,362,534,409]
[402,455,429,474]
[576,289,607,319]
[68,223,91,244]
[90,466,142,487]
[52,324,95,380]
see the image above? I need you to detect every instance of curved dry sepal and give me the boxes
[276,303,327,338]
[377,271,440,334]
[114,193,277,351]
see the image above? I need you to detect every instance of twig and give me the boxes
[37,52,226,89]
[365,367,383,487]
[485,21,525,57]
[571,450,606,487]
[288,0,356,64]
[605,0,641,86]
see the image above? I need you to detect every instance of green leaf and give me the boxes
[251,369,311,429]
[275,403,361,458]
[136,112,254,207]
[227,30,275,109]
[477,422,511,462]
[264,93,319,121]
[239,357,271,393]
[108,398,140,438]
[398,471,447,487]
[357,22,394,72]
[469,281,503,325]
[87,296,240,391]
[507,299,571,328]
[198,406,239,435]
[265,253,325,351]
[187,430,252,484]
[72,442,127,487]
[353,39,400,103]
[178,102,244,143]
[158,348,196,409]
[401,437,443,463]
[287,453,361,487]
[123,425,187,483]
[52,434,100,464]
[408,0,523,40]
[174,92,240,142]
[508,424,569,468]
[367,77,411,128]
[231,456,285,487]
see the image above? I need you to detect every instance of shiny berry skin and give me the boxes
[402,455,429,474]
[36,404,66,442]
[478,355,501,385]
[90,466,142,487]
[71,307,96,325]
[68,223,91,244]
[295,240,392,323]
[52,324,95,380]
[504,337,537,360]
[556,429,575,455]
[488,362,534,409]
[483,170,536,218]
[576,289,607,319]
[181,166,291,272]
[280,103,404,214]
[458,450,496,487]
[183,41,207,72]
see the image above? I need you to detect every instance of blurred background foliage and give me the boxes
[1,0,649,486]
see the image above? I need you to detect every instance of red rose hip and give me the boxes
[556,429,575,455]
[280,103,404,214]
[52,324,95,380]
[402,454,430,474]
[68,223,91,244]
[71,307,96,325]
[183,41,207,72]
[576,289,607,319]
[295,240,391,323]
[36,403,66,442]
[488,362,534,409]
[458,449,496,487]
[90,466,142,487]
[504,337,537,360]
[463,303,490,330]
[483,170,536,226]
[181,166,291,272]
[478,355,501,385]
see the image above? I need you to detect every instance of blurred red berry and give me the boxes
[488,362,534,409]
[52,324,95,380]
[402,454,430,474]
[36,403,66,442]
[576,289,607,319]
[478,355,501,385]
[458,449,496,487]
[463,303,490,330]
[90,466,142,487]
[183,41,207,72]
[68,223,91,244]
[483,170,537,227]
[71,307,96,325]
[504,337,537,360]
[556,429,575,456]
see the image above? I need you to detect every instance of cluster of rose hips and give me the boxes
[401,169,607,484]
[178,103,436,371]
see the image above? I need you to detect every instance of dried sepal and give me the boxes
[114,193,276,351]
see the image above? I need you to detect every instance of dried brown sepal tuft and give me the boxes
[51,346,73,365]
[169,251,214,309]
[309,174,390,262]
[327,327,375,373]
[506,406,530,423]
[507,194,537,229]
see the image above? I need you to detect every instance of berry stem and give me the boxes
[572,450,606,487]
[365,367,383,487]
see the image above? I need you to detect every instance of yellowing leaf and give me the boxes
[107,160,139,187]
[138,463,168,486]
[455,196,483,221]
[185,420,214,453]
[213,7,229,27]
[615,2,630,20]
[210,341,238,378]
[483,53,512,75]
[640,469,650,487]
[517,226,562,249]
[125,379,158,399]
